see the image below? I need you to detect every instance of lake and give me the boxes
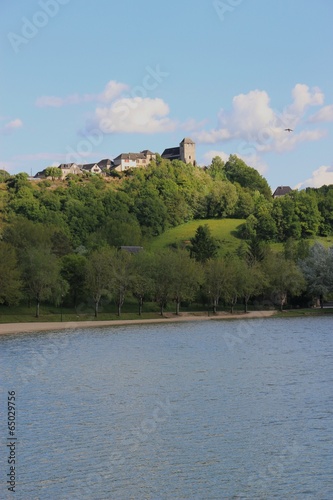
[1,316,332,499]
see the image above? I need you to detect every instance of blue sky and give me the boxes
[1,0,333,190]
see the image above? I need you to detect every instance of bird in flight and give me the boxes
[284,128,293,132]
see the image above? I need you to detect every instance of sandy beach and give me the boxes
[0,310,277,336]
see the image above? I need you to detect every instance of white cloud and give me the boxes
[1,118,23,134]
[194,89,274,143]
[91,97,177,134]
[201,150,267,174]
[295,165,333,190]
[287,83,324,116]
[5,118,23,130]
[195,128,231,143]
[201,150,229,164]
[308,104,333,123]
[257,128,327,153]
[194,84,327,154]
[35,80,128,108]
[99,81,129,103]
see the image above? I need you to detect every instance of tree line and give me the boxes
[1,156,332,252]
[1,220,332,317]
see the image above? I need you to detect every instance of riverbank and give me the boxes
[0,310,277,335]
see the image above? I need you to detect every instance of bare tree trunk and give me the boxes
[35,299,40,318]
[94,300,99,318]
[176,300,180,315]
[213,298,217,314]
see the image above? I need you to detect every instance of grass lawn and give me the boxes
[275,307,333,318]
[147,218,245,256]
[147,218,333,257]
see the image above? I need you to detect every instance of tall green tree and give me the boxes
[0,242,22,305]
[21,247,64,317]
[272,195,301,241]
[151,250,175,315]
[205,180,238,218]
[292,191,321,238]
[3,218,52,257]
[204,258,230,314]
[207,156,226,180]
[0,169,10,182]
[131,251,155,315]
[224,154,272,199]
[44,167,62,181]
[168,249,203,314]
[190,225,219,263]
[298,242,333,307]
[131,187,168,236]
[222,257,245,313]
[237,260,266,313]
[109,249,133,316]
[85,247,113,317]
[262,253,305,311]
[61,253,88,308]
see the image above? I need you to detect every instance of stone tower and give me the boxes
[180,138,196,165]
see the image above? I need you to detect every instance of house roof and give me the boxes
[97,158,113,167]
[120,246,143,254]
[81,163,100,171]
[161,147,180,159]
[34,171,45,178]
[273,186,292,197]
[141,150,155,155]
[114,153,146,161]
[59,163,78,169]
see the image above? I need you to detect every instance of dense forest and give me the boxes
[0,154,333,316]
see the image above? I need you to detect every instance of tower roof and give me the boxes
[180,137,195,144]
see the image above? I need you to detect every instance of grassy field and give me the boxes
[1,304,332,325]
[275,308,333,318]
[148,218,333,256]
[147,218,245,256]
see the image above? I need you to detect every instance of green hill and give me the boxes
[147,219,245,256]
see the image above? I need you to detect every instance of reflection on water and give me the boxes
[1,317,333,499]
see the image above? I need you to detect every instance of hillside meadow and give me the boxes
[148,219,245,256]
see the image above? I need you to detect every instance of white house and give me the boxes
[113,150,156,172]
[58,163,82,179]
[80,163,103,175]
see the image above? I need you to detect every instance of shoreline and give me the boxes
[0,310,277,336]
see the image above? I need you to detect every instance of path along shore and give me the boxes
[0,310,277,336]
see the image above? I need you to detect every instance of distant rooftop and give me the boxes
[120,246,143,254]
[273,186,292,197]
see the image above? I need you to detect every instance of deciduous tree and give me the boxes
[263,254,305,311]
[0,242,22,305]
[85,247,113,317]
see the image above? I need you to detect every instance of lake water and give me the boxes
[1,317,333,499]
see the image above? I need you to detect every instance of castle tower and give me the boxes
[180,138,196,165]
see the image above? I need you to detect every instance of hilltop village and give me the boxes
[35,138,197,179]
[1,138,332,317]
